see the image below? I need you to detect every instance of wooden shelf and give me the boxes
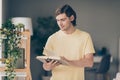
[0,30,32,80]
[0,72,27,77]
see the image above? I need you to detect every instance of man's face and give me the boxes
[56,13,73,31]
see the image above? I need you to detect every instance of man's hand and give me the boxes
[43,60,61,71]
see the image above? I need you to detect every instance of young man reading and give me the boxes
[42,4,95,80]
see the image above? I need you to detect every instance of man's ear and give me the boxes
[70,15,74,21]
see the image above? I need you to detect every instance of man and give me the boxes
[42,4,95,80]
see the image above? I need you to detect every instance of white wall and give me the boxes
[118,37,120,72]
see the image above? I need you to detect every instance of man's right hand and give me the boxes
[43,60,60,71]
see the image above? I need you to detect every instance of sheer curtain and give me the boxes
[0,1,3,80]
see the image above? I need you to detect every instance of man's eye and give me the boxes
[62,19,66,21]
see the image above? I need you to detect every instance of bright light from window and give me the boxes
[0,0,2,28]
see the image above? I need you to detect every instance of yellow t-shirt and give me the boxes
[43,29,95,80]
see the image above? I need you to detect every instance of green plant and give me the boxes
[32,16,59,56]
[0,19,24,80]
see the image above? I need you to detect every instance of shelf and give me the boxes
[0,30,31,80]
[94,56,113,63]
[0,72,26,77]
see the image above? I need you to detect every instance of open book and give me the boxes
[36,48,69,65]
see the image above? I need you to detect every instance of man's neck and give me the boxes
[64,26,76,34]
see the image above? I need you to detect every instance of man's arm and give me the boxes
[61,53,94,67]
[43,53,94,71]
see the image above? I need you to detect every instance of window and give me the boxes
[0,0,2,66]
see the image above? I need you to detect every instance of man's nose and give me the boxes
[59,21,63,25]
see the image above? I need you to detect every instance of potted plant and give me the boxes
[0,19,24,80]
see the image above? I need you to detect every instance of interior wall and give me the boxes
[3,0,120,80]
[2,0,9,23]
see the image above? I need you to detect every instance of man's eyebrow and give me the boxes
[56,18,67,20]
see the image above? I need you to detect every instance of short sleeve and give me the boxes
[84,35,95,55]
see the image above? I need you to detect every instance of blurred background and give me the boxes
[1,0,120,80]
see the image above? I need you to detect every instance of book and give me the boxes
[36,48,69,65]
[36,56,69,65]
